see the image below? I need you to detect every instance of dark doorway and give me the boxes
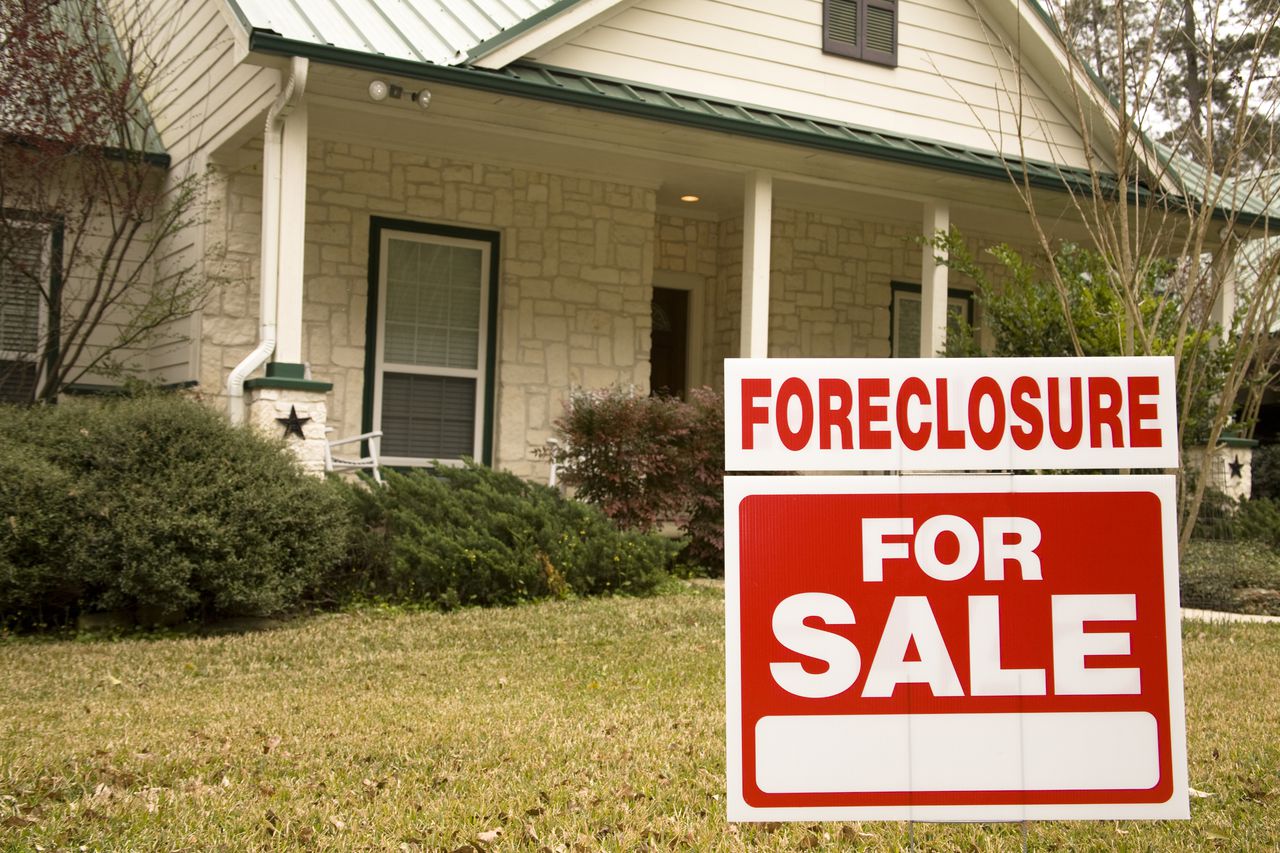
[650,286,689,397]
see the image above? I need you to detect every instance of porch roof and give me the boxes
[235,3,1279,230]
[248,27,1100,195]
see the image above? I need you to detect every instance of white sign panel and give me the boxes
[724,357,1178,471]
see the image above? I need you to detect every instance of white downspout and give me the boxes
[227,56,309,424]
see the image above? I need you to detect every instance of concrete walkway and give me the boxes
[1181,608,1280,624]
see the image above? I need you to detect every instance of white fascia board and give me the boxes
[470,0,640,69]
[217,0,253,66]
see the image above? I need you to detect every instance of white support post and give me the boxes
[1212,243,1237,345]
[740,171,773,358]
[274,101,309,365]
[920,200,950,358]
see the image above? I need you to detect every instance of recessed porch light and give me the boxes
[679,194,701,203]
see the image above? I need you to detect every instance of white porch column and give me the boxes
[920,200,950,358]
[274,101,309,365]
[740,171,773,357]
[1212,242,1237,344]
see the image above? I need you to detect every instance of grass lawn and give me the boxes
[1,584,1279,851]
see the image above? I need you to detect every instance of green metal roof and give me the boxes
[227,0,572,66]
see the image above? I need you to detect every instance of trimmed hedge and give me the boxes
[1181,540,1280,616]
[0,394,352,629]
[340,461,675,607]
[340,463,671,609]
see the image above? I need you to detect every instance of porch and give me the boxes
[201,60,1081,480]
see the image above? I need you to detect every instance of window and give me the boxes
[891,282,973,357]
[0,216,53,402]
[367,219,498,466]
[823,0,898,67]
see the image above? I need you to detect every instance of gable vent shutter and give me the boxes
[824,0,860,59]
[864,0,898,66]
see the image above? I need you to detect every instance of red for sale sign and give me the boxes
[725,475,1188,821]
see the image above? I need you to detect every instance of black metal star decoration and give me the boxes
[276,405,311,440]
[1229,455,1244,479]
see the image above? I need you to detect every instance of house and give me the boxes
[0,0,176,404]
[85,0,1240,480]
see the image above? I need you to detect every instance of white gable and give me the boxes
[527,0,1092,167]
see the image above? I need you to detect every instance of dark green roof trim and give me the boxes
[3,133,172,168]
[63,379,198,396]
[248,31,1100,194]
[465,0,589,61]
[244,376,334,392]
[246,30,1280,230]
[266,361,308,380]
[102,144,171,168]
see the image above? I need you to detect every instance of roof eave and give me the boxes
[248,31,1110,197]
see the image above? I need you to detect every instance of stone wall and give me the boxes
[691,208,913,389]
[204,140,656,480]
[654,212,720,387]
[769,208,898,359]
[202,138,1025,481]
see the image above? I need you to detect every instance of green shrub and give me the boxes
[343,463,670,609]
[0,394,353,629]
[1231,496,1280,551]
[0,440,82,624]
[1181,540,1280,615]
[1250,444,1280,501]
[546,387,725,573]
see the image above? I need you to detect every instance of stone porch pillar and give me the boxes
[244,376,332,474]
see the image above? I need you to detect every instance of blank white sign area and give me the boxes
[755,712,1159,794]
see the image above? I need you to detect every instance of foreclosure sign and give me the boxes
[725,475,1188,821]
[724,357,1178,471]
[723,357,1188,822]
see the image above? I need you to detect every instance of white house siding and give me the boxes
[534,0,1089,167]
[107,0,276,167]
[105,0,277,385]
[205,140,657,480]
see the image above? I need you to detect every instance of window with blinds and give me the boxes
[891,283,974,357]
[0,220,49,402]
[372,228,492,464]
[823,0,898,67]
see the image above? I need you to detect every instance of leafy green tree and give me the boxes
[934,230,1229,447]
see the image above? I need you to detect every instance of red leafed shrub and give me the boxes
[546,387,725,572]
